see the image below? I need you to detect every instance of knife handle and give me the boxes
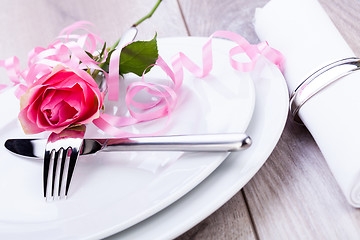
[102,133,251,152]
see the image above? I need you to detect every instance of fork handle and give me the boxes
[102,133,251,152]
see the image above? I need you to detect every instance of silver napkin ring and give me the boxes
[289,57,360,124]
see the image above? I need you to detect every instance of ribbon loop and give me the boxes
[0,22,283,138]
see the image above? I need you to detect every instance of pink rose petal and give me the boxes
[18,66,103,134]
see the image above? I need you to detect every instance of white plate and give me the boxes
[108,54,289,239]
[0,37,255,239]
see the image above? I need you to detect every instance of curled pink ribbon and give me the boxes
[93,30,284,137]
[0,22,283,137]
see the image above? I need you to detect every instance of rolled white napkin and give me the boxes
[254,0,360,207]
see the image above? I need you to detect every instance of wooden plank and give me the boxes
[243,0,360,239]
[318,0,360,56]
[177,190,256,240]
[177,0,360,239]
[245,120,360,239]
[175,0,270,239]
[0,0,187,63]
[177,0,269,43]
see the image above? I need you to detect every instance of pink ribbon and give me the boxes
[93,30,283,137]
[107,48,122,101]
[0,21,283,137]
[1,21,104,98]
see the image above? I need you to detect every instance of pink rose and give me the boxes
[19,65,103,134]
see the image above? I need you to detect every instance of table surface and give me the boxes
[1,0,360,239]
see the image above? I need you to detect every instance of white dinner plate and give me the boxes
[108,50,289,239]
[0,37,255,239]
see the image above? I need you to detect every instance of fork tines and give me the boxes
[43,147,78,200]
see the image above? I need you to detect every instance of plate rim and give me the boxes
[108,51,289,240]
[0,36,256,239]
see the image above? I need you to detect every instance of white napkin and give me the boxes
[254,0,360,207]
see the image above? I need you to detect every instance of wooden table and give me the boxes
[1,0,360,239]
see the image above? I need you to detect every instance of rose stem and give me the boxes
[110,0,162,51]
[132,0,162,27]
[92,0,162,79]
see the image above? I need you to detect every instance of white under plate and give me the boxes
[108,48,289,239]
[0,37,255,239]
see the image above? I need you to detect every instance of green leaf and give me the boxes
[85,51,94,59]
[118,34,158,76]
[99,34,158,77]
[97,42,107,61]
[100,48,116,73]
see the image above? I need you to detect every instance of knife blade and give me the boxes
[5,133,252,159]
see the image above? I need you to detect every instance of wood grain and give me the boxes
[175,0,269,239]
[177,190,256,240]
[318,0,360,57]
[245,119,360,239]
[0,0,187,67]
[177,0,268,42]
[244,0,360,238]
[177,0,360,239]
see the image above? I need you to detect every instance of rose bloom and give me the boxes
[19,65,103,134]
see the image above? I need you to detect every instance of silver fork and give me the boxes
[43,125,86,200]
[43,28,138,201]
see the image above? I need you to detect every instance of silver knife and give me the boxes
[5,133,252,159]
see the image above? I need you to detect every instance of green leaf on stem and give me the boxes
[100,34,158,77]
[119,34,158,76]
[85,51,94,59]
[99,42,107,59]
